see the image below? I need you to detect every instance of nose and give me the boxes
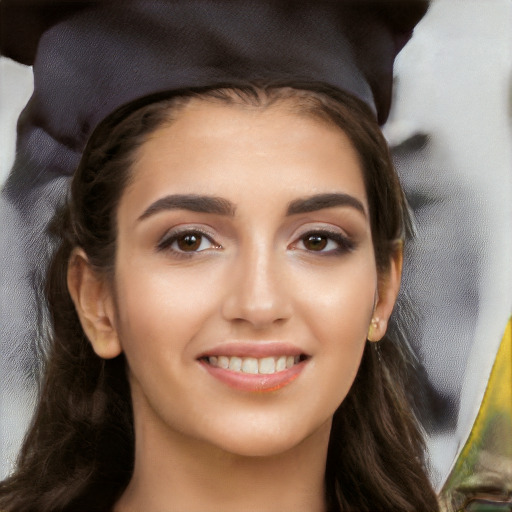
[221,244,293,329]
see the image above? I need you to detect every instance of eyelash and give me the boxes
[292,230,355,255]
[157,229,221,257]
[157,228,355,258]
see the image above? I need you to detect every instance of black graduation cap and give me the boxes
[1,0,428,186]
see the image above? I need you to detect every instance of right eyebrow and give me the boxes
[137,194,236,221]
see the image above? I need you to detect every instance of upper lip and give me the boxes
[196,342,309,359]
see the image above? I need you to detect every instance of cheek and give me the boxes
[298,258,377,337]
[112,263,223,362]
[296,259,376,401]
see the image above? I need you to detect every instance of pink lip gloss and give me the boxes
[199,357,307,392]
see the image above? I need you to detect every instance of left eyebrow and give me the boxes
[286,193,367,217]
[138,194,236,221]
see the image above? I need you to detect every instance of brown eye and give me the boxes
[293,230,355,255]
[177,233,202,251]
[303,234,328,251]
[157,230,220,254]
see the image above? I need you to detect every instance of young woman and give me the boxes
[0,83,439,511]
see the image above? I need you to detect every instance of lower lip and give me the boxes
[199,359,308,392]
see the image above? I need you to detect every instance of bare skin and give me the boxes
[116,407,330,511]
[68,99,401,511]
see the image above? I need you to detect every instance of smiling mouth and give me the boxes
[200,354,309,375]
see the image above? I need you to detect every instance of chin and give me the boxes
[208,417,332,459]
[220,438,296,458]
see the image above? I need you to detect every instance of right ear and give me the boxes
[67,248,122,359]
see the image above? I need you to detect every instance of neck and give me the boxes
[115,396,330,512]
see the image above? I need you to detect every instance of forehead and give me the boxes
[122,99,368,214]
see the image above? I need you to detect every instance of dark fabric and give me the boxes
[2,1,429,165]
[0,1,429,67]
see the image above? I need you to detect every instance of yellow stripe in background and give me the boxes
[440,318,512,512]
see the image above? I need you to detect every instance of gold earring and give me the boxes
[368,317,380,342]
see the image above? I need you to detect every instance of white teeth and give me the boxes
[207,355,304,374]
[276,356,286,372]
[228,356,242,371]
[217,356,229,369]
[259,357,276,374]
[242,357,259,374]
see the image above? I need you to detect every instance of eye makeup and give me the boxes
[291,229,356,256]
[155,221,358,260]
[156,226,222,257]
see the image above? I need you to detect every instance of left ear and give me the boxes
[368,242,403,342]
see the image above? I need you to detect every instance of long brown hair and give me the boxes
[0,83,439,511]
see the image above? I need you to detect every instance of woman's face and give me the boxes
[85,99,397,457]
